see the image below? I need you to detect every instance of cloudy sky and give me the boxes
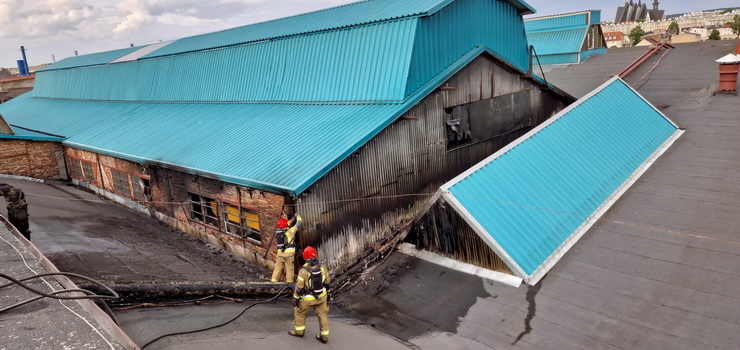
[1,0,737,68]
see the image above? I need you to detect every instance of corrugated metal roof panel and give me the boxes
[38,46,145,72]
[142,0,449,59]
[33,19,418,103]
[142,0,534,59]
[526,26,588,56]
[524,12,588,31]
[406,0,531,94]
[0,125,63,141]
[440,77,681,284]
[0,93,404,194]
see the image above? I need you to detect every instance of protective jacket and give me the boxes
[294,260,331,300]
[276,215,302,257]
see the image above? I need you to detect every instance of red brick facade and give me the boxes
[64,147,287,264]
[0,140,63,179]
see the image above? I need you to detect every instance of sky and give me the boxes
[0,0,737,68]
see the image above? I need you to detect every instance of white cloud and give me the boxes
[0,0,355,67]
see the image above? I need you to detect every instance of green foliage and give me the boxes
[668,22,680,33]
[636,19,645,23]
[730,15,740,35]
[708,29,721,40]
[629,26,645,46]
[720,9,733,15]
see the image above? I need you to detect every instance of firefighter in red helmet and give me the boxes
[289,246,331,343]
[270,214,302,282]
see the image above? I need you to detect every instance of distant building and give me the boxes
[671,32,701,43]
[604,31,626,47]
[615,0,666,23]
[0,75,34,103]
[525,10,606,65]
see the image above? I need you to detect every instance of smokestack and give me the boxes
[19,46,29,76]
[17,60,28,76]
[74,50,78,56]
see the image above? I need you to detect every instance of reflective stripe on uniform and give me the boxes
[295,325,305,331]
[301,290,327,300]
[297,276,304,281]
[284,247,296,252]
[320,330,329,336]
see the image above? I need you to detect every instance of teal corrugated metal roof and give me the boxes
[406,0,531,94]
[0,93,402,194]
[524,11,589,31]
[33,19,418,103]
[38,0,534,72]
[0,47,516,196]
[0,125,63,141]
[526,25,588,55]
[141,0,450,59]
[38,46,145,72]
[440,77,681,284]
[141,0,533,59]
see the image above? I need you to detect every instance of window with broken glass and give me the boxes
[223,203,261,243]
[68,157,95,182]
[187,192,220,227]
[445,89,533,150]
[110,169,131,195]
[131,176,151,202]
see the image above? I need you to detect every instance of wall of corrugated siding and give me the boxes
[533,53,580,66]
[590,10,601,25]
[33,19,417,103]
[580,47,606,62]
[526,26,588,56]
[524,13,588,31]
[405,0,530,96]
[408,197,514,274]
[296,54,569,267]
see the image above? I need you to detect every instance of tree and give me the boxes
[668,22,680,34]
[629,26,645,46]
[708,29,721,40]
[729,15,740,36]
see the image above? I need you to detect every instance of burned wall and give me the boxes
[0,140,63,179]
[149,167,286,260]
[64,147,287,266]
[296,54,570,267]
[407,198,513,274]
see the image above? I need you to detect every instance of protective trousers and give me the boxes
[271,254,295,282]
[293,296,330,338]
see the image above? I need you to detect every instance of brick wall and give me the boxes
[65,147,288,264]
[0,140,63,179]
[151,167,287,259]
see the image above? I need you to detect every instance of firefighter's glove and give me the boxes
[293,296,301,308]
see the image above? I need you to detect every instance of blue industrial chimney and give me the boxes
[16,60,28,76]
[18,46,30,76]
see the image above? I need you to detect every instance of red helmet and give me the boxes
[277,218,289,229]
[303,246,317,260]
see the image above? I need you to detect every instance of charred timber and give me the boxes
[77,281,293,303]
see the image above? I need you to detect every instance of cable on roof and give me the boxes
[0,272,119,322]
[139,285,290,349]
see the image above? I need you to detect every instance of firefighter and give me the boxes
[271,214,303,283]
[289,246,331,343]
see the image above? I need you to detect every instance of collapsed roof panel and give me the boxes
[437,76,682,284]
